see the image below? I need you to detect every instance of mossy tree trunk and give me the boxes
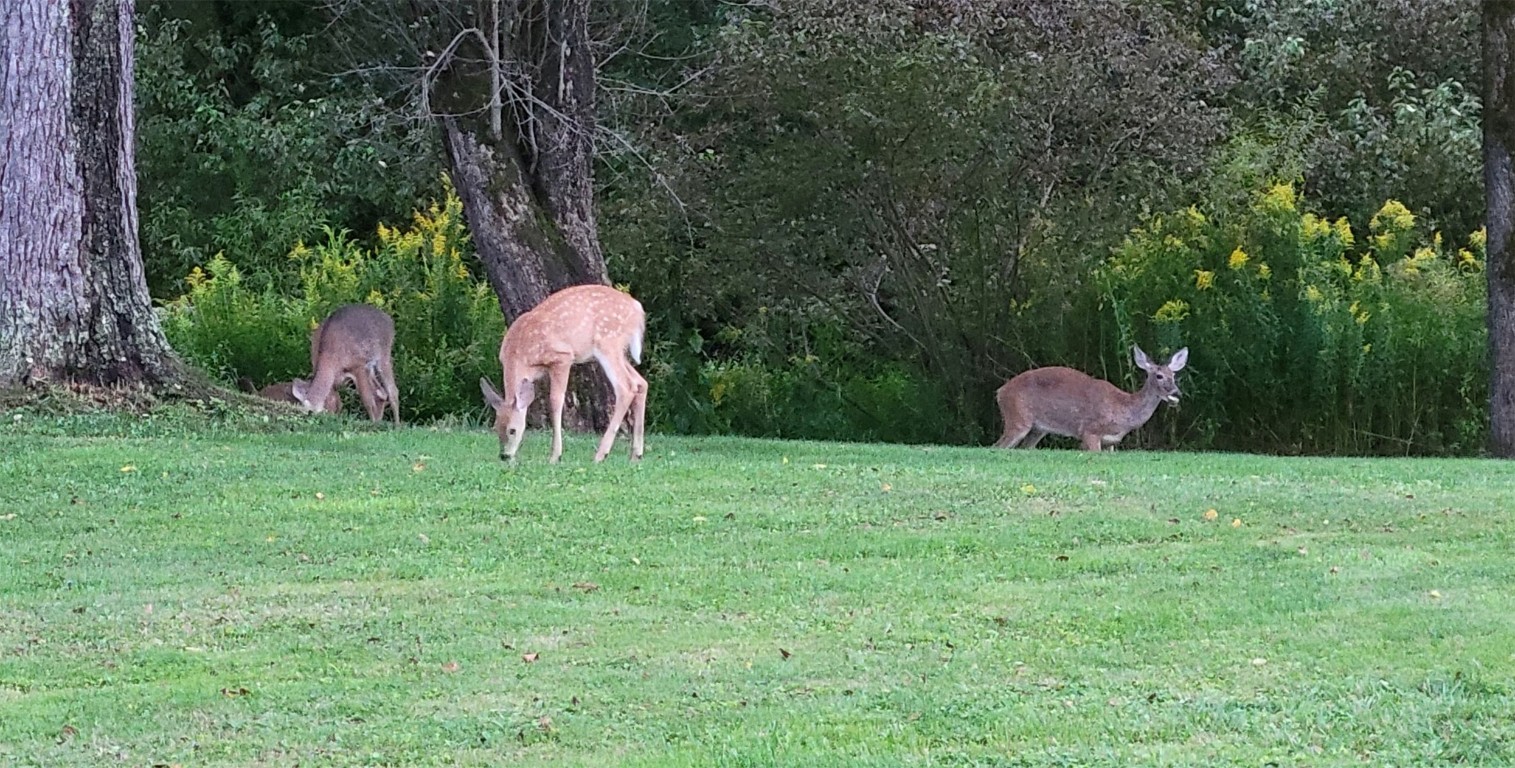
[0,0,186,391]
[431,0,612,430]
[1486,0,1515,456]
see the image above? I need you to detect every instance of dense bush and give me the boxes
[136,3,441,296]
[1102,183,1486,454]
[163,187,504,422]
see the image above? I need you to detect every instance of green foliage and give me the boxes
[1103,183,1486,454]
[163,187,504,422]
[135,2,441,295]
[605,0,1228,445]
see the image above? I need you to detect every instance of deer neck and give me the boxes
[303,363,343,407]
[1119,377,1165,428]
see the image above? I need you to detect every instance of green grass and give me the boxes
[2,411,1514,766]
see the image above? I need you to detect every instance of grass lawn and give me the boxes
[2,411,1513,766]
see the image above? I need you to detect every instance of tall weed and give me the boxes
[163,185,504,422]
[1102,183,1485,454]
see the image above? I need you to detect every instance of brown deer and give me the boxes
[291,304,400,423]
[994,345,1188,451]
[480,284,646,463]
[240,376,341,413]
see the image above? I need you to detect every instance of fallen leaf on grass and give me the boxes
[1231,518,1243,528]
[537,716,553,732]
[442,660,460,673]
[220,687,250,697]
[417,533,430,544]
[522,652,539,663]
[881,483,892,492]
[572,582,599,592]
[1251,658,1267,666]
[779,648,792,660]
[1203,509,1218,521]
[1,514,16,521]
[1428,590,1443,600]
[57,724,77,744]
[692,515,708,523]
[412,462,426,472]
[1020,484,1037,495]
[120,465,137,473]
[315,492,326,500]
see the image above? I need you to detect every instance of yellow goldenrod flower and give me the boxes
[1370,200,1415,234]
[1195,270,1215,290]
[1154,299,1190,323]
[1333,217,1355,247]
[1257,263,1271,280]
[1302,214,1331,242]
[1228,247,1249,270]
[1260,183,1297,215]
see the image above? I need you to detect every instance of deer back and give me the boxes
[500,285,644,379]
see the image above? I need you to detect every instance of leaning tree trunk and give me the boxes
[434,0,613,431]
[0,0,184,389]
[1487,1,1515,457]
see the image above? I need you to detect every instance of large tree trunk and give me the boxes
[0,0,184,389]
[434,0,613,431]
[1487,1,1515,456]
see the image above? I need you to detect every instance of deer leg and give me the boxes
[996,417,1033,449]
[594,360,636,463]
[547,362,572,463]
[1081,433,1102,452]
[353,366,382,421]
[1021,429,1048,448]
[629,369,647,461]
[376,355,400,424]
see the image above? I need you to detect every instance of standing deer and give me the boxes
[291,304,400,423]
[994,345,1188,451]
[480,284,647,463]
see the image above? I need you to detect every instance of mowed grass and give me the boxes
[2,414,1514,767]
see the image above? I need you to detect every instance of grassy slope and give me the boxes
[1,417,1513,766]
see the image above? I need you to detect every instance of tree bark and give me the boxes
[1486,1,1515,456]
[0,0,184,389]
[433,0,613,430]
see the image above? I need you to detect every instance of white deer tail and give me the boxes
[629,323,644,365]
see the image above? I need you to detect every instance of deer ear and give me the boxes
[513,378,535,410]
[1132,345,1154,371]
[290,379,309,403]
[480,377,505,409]
[1167,347,1189,371]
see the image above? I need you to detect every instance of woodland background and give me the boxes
[142,0,1485,455]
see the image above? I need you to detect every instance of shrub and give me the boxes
[1102,183,1486,455]
[163,184,504,422]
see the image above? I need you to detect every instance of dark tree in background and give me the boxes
[327,0,613,427]
[0,0,186,390]
[1486,0,1515,457]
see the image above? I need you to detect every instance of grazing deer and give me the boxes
[994,345,1188,451]
[291,304,400,423]
[480,284,647,463]
[240,376,341,413]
